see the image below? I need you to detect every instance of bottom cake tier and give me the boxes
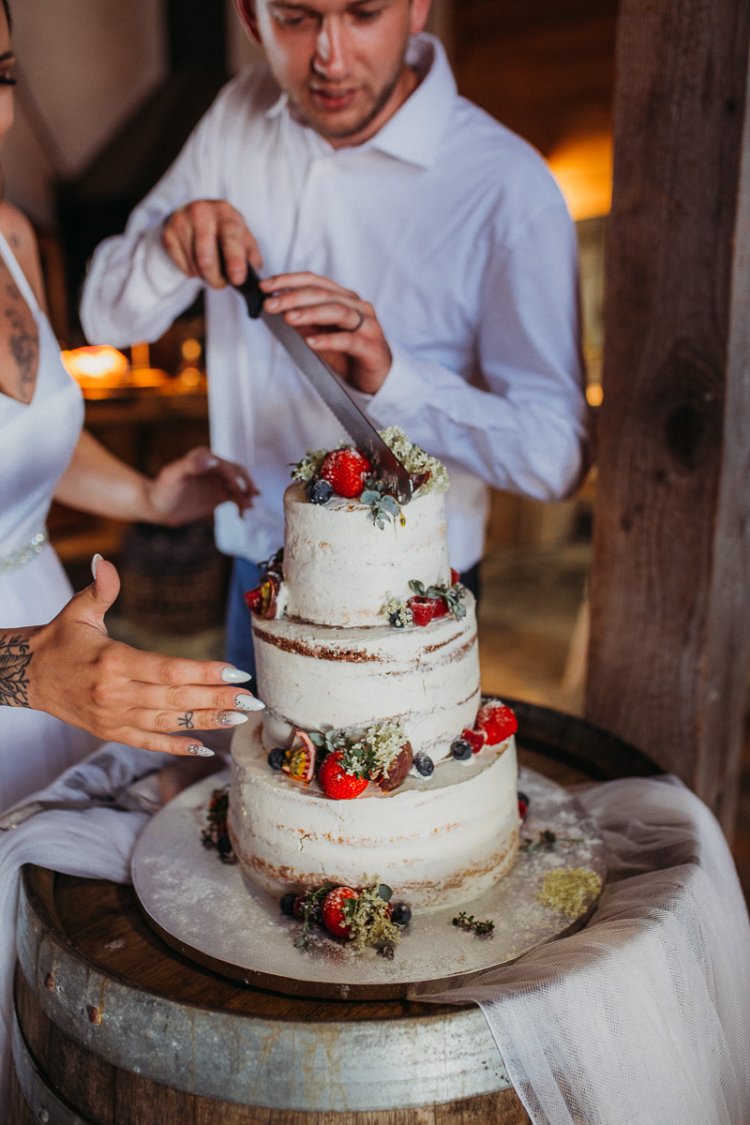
[229,713,520,911]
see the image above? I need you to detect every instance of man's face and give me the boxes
[243,0,431,147]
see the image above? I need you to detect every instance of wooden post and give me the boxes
[585,0,750,832]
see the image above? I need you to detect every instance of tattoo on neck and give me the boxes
[0,634,32,708]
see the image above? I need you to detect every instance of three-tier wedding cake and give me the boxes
[228,429,519,912]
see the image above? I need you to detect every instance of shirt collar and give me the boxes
[266,91,288,120]
[365,35,456,168]
[264,34,457,168]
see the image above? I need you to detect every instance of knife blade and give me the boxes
[231,265,413,504]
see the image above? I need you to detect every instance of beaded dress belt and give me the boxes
[0,529,48,573]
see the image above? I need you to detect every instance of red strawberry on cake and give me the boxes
[318,750,369,800]
[476,703,518,745]
[319,448,372,499]
[321,885,358,938]
[460,726,487,754]
[408,595,450,627]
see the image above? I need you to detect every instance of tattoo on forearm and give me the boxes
[0,634,31,708]
[178,712,195,730]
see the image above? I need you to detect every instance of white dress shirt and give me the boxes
[81,36,587,572]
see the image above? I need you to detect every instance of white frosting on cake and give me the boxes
[253,595,479,764]
[230,712,519,911]
[231,465,520,913]
[283,481,451,626]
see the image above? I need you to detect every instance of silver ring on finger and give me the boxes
[350,308,365,332]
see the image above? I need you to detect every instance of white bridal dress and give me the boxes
[0,229,93,810]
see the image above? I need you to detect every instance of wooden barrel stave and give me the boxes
[13,867,530,1123]
[11,996,530,1125]
[11,973,530,1124]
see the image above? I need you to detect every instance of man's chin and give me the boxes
[301,107,384,147]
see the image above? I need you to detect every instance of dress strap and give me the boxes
[0,229,42,318]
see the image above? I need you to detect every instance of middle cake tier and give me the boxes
[253,594,481,766]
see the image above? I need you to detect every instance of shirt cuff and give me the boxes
[363,343,429,427]
[139,222,197,294]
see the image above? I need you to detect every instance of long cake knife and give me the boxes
[230,265,413,504]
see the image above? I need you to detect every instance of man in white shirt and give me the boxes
[81,0,588,675]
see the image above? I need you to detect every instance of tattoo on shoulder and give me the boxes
[0,634,32,708]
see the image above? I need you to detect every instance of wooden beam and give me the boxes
[585,0,750,832]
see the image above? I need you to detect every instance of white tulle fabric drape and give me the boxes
[0,745,161,1111]
[426,776,750,1125]
[0,757,748,1124]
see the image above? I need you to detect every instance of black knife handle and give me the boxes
[218,248,265,319]
[235,262,266,319]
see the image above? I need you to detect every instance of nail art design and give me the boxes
[234,694,265,712]
[218,711,249,727]
[221,667,252,684]
[187,744,215,757]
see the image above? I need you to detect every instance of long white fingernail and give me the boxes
[91,553,103,579]
[221,667,252,684]
[235,694,265,712]
[219,711,249,727]
[187,744,215,757]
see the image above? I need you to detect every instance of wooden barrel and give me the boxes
[10,703,660,1124]
[119,518,228,635]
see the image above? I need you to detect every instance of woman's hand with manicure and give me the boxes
[7,556,265,757]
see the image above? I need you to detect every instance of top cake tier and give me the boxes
[283,481,451,628]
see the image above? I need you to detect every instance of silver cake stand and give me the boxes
[131,767,607,999]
